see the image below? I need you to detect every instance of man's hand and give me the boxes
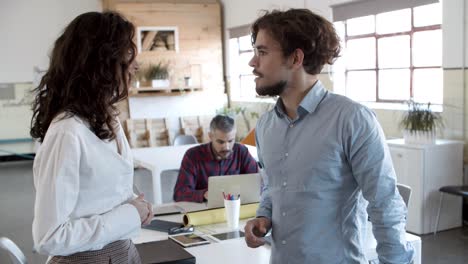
[244,217,272,248]
[203,191,208,200]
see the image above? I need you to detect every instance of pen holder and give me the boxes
[224,198,241,229]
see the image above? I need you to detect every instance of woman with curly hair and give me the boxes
[31,11,152,263]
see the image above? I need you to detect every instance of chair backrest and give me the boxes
[125,118,170,148]
[173,135,198,146]
[397,183,412,207]
[240,128,256,146]
[0,237,27,264]
[179,116,204,143]
[160,169,180,203]
[146,118,170,147]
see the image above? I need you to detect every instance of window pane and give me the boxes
[239,51,254,75]
[378,69,410,101]
[347,15,375,36]
[240,75,256,98]
[346,38,375,69]
[376,9,411,34]
[414,3,441,27]
[229,38,240,98]
[238,35,252,51]
[333,21,345,41]
[413,30,441,67]
[413,68,443,105]
[378,36,410,68]
[346,71,376,102]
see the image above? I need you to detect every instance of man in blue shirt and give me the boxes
[244,9,415,264]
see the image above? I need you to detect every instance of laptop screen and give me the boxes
[206,173,261,209]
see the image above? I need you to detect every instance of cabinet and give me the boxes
[387,139,464,235]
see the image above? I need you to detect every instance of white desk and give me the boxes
[134,214,421,264]
[132,144,258,205]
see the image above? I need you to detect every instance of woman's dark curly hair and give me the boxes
[30,11,136,142]
[251,9,341,75]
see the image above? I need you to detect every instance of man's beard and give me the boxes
[256,80,287,96]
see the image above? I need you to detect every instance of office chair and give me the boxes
[0,237,27,264]
[161,169,180,203]
[173,135,198,146]
[396,183,412,208]
[433,185,468,235]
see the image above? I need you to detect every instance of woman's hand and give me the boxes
[129,194,153,225]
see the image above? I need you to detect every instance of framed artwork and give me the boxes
[136,26,179,53]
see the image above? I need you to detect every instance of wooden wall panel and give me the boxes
[115,2,224,92]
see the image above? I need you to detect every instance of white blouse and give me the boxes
[32,114,141,256]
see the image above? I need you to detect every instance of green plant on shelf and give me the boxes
[145,62,169,80]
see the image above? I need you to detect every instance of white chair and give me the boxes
[396,183,412,207]
[0,237,27,264]
[173,135,198,146]
[161,169,180,203]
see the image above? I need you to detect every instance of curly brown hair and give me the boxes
[251,9,341,75]
[30,11,136,142]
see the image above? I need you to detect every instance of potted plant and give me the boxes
[400,99,443,144]
[145,62,170,89]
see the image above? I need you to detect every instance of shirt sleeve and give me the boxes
[32,132,141,256]
[254,127,273,221]
[344,107,414,264]
[239,144,259,174]
[173,151,206,202]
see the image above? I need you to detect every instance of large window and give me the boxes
[228,35,257,100]
[333,3,442,104]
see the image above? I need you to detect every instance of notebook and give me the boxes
[136,239,196,264]
[206,173,261,208]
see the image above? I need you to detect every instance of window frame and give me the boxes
[341,7,441,103]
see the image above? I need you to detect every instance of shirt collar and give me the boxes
[274,80,328,118]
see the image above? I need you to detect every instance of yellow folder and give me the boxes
[182,203,259,226]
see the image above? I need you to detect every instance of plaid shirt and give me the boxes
[173,143,258,202]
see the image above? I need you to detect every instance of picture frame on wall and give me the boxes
[136,26,179,53]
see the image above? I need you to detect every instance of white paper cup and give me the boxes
[224,198,241,229]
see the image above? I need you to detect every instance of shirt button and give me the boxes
[283,181,287,186]
[282,240,286,245]
[282,212,286,216]
[285,153,289,157]
[289,124,294,128]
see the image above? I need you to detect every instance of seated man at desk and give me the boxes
[173,115,258,202]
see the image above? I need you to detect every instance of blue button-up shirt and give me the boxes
[256,81,414,264]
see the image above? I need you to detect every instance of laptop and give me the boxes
[206,173,261,209]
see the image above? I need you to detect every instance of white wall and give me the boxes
[0,0,101,156]
[0,0,102,82]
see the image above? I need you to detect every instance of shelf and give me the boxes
[129,87,203,97]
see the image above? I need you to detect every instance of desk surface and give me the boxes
[134,211,421,264]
